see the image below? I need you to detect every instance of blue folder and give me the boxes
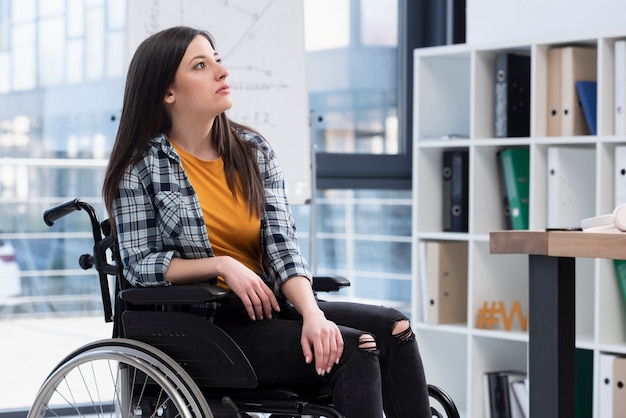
[575,80,597,135]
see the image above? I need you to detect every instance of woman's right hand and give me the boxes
[164,255,280,321]
[217,256,280,321]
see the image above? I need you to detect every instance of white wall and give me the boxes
[467,0,626,45]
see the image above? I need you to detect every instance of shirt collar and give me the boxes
[155,133,181,163]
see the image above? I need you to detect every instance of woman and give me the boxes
[102,26,430,418]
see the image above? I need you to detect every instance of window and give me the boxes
[305,0,401,156]
[302,0,408,313]
[293,189,413,312]
[0,0,124,319]
[301,0,464,312]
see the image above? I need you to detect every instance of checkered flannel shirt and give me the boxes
[112,128,312,297]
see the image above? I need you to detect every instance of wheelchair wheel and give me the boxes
[428,384,460,418]
[28,338,213,418]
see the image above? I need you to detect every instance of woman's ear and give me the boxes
[164,88,175,104]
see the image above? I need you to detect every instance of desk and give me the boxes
[489,230,626,418]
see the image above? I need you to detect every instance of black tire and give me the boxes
[428,384,461,418]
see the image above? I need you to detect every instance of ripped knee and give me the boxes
[358,333,377,351]
[392,319,414,343]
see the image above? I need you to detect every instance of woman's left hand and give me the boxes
[280,276,344,374]
[300,312,344,375]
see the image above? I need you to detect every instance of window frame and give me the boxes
[314,0,465,191]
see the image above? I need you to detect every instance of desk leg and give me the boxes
[528,255,576,418]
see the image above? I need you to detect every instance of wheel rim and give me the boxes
[28,339,212,418]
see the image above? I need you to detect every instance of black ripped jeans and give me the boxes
[213,296,431,418]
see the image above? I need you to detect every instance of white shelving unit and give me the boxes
[412,35,626,418]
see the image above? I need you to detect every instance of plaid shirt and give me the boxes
[112,129,311,296]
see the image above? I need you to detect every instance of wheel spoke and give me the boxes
[76,364,101,416]
[106,359,121,418]
[88,361,105,417]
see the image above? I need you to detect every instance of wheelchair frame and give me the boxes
[28,199,460,418]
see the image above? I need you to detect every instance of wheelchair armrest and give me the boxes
[119,277,348,305]
[312,276,351,292]
[119,284,229,305]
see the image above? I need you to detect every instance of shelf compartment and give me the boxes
[415,327,468,417]
[414,49,470,142]
[470,241,529,334]
[470,336,527,418]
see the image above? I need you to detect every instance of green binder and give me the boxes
[497,148,530,230]
[613,259,626,305]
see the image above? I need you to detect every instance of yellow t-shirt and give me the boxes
[171,141,263,288]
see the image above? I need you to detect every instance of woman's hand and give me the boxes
[164,255,279,321]
[280,276,344,374]
[218,256,280,321]
[300,311,344,375]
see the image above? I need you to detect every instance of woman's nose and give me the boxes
[217,64,229,80]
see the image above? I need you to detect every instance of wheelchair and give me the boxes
[28,199,460,418]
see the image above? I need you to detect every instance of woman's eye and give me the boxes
[194,62,205,69]
[216,58,223,64]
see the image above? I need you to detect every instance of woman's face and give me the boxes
[165,34,232,120]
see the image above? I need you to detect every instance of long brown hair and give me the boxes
[102,26,265,219]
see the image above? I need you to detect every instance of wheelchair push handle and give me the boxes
[44,199,103,243]
[44,198,95,226]
[43,198,82,226]
[43,198,115,323]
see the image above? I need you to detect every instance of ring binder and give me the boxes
[442,150,469,232]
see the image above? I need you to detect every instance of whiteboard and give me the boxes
[126,0,311,205]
